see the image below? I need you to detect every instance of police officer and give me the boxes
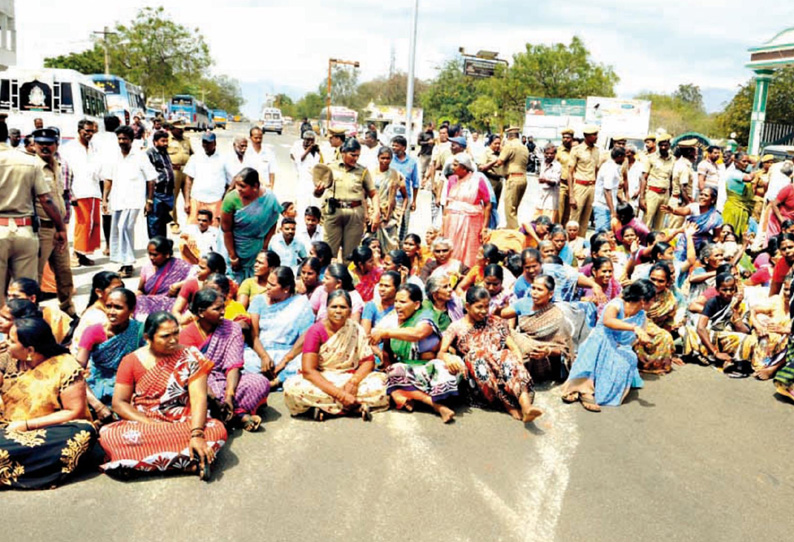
[0,121,67,309]
[567,125,601,237]
[489,126,529,229]
[556,127,575,224]
[166,118,193,233]
[323,126,346,164]
[314,138,380,261]
[639,133,675,230]
[33,127,75,316]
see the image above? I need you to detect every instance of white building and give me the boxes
[0,0,16,70]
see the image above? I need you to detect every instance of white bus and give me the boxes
[91,74,146,126]
[0,68,108,140]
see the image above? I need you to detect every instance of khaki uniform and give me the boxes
[323,161,375,261]
[37,161,74,315]
[568,143,600,237]
[167,134,193,225]
[753,168,771,222]
[643,153,675,230]
[556,145,574,224]
[669,157,694,228]
[478,147,504,204]
[0,144,50,308]
[498,137,530,229]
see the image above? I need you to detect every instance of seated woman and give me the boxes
[296,257,323,298]
[481,264,511,315]
[419,237,469,286]
[0,318,97,489]
[439,286,542,423]
[310,263,364,323]
[684,243,725,304]
[309,241,333,279]
[581,257,621,319]
[402,233,426,277]
[423,274,463,333]
[249,267,315,385]
[371,284,459,423]
[99,312,227,479]
[561,280,656,411]
[548,225,575,266]
[504,275,572,383]
[455,244,504,296]
[519,215,552,249]
[611,201,650,246]
[7,278,72,344]
[362,271,401,361]
[350,245,383,303]
[661,187,723,255]
[180,289,270,432]
[283,290,388,421]
[172,252,228,324]
[682,272,756,371]
[75,289,145,423]
[70,271,123,355]
[512,248,543,300]
[748,276,792,380]
[134,236,192,321]
[199,273,248,324]
[383,249,424,292]
[237,250,281,309]
[635,263,681,374]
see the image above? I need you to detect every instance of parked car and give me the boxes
[379,123,407,146]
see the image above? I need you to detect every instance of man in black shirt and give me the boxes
[417,122,435,179]
[145,130,175,238]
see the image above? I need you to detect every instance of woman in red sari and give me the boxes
[351,245,383,303]
[99,312,227,480]
[441,153,492,268]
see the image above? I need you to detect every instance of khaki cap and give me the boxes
[677,138,698,147]
[505,126,521,133]
[312,163,334,189]
[761,154,775,162]
[612,135,627,142]
[560,127,574,135]
[644,133,656,141]
[328,127,346,137]
[657,133,672,143]
[170,118,187,128]
[582,125,599,135]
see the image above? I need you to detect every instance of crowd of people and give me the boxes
[2,113,794,489]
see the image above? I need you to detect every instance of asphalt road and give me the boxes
[5,123,794,542]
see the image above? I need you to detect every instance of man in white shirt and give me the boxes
[225,136,252,183]
[61,119,101,266]
[101,125,158,277]
[359,130,380,174]
[534,143,562,221]
[180,208,219,264]
[289,130,323,214]
[296,205,323,253]
[184,132,232,226]
[624,144,647,213]
[245,126,277,190]
[268,217,308,271]
[468,130,486,162]
[593,147,626,233]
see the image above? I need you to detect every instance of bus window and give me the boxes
[0,79,11,109]
[59,82,74,114]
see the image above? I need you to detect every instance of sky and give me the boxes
[14,0,794,119]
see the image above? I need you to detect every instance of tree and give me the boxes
[634,89,716,136]
[717,66,794,146]
[320,65,362,111]
[419,59,479,125]
[673,83,705,113]
[294,92,324,121]
[181,75,244,114]
[44,45,104,74]
[356,72,428,108]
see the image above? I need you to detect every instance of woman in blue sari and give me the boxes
[221,167,282,283]
[561,279,656,411]
[662,187,723,258]
[249,266,316,385]
[75,288,145,423]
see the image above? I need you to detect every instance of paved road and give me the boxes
[6,123,794,542]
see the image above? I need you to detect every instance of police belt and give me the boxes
[0,217,33,227]
[335,199,363,209]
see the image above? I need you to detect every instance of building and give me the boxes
[0,0,16,70]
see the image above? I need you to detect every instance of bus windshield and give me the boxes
[171,97,194,107]
[333,113,356,123]
[94,79,121,94]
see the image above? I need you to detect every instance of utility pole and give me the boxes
[326,58,359,133]
[405,0,419,148]
[93,26,117,75]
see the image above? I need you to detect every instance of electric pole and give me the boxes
[93,26,117,75]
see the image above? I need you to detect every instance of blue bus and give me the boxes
[211,109,229,129]
[91,74,145,125]
[169,94,210,131]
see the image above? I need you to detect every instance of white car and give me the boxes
[379,124,407,146]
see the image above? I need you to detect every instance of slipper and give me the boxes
[561,391,580,404]
[579,394,601,413]
[242,414,262,432]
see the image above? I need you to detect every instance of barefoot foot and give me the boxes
[522,406,544,423]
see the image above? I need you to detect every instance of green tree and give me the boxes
[181,75,244,114]
[320,65,362,111]
[673,83,705,112]
[294,92,324,121]
[356,72,428,108]
[274,93,296,117]
[419,59,479,125]
[44,45,104,74]
[634,89,716,136]
[717,66,794,146]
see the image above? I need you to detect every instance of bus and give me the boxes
[211,109,229,129]
[0,67,108,140]
[319,106,358,137]
[168,94,210,131]
[90,74,146,126]
[260,106,283,135]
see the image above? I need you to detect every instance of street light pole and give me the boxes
[405,0,419,148]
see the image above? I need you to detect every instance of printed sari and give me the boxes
[227,194,281,283]
[283,320,388,416]
[373,168,404,253]
[774,319,794,401]
[354,267,383,303]
[134,258,192,320]
[635,289,678,374]
[722,179,755,238]
[674,206,723,259]
[444,316,533,411]
[442,172,488,268]
[749,294,791,372]
[70,304,107,356]
[682,298,757,364]
[99,347,227,473]
[180,319,270,416]
[0,354,97,489]
[511,304,573,383]
[86,320,145,406]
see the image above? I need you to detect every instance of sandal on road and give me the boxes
[241,414,262,432]
[561,391,580,404]
[579,394,601,413]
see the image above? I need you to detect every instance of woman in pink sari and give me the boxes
[442,153,492,268]
[134,236,191,320]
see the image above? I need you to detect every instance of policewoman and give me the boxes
[314,138,380,261]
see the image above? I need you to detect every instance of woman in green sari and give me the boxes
[221,167,282,283]
[722,152,757,239]
[371,283,461,423]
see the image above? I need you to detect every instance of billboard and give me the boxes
[584,97,651,138]
[523,97,586,141]
[463,57,500,78]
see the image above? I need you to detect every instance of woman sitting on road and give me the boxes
[134,236,192,320]
[310,241,333,279]
[75,288,145,423]
[635,263,680,374]
[283,290,388,421]
[350,245,383,303]
[438,286,543,423]
[371,284,459,423]
[236,250,281,309]
[180,288,270,432]
[422,274,464,333]
[0,318,97,489]
[310,263,364,323]
[561,280,656,411]
[296,256,323,298]
[7,278,72,344]
[419,237,469,286]
[747,276,792,380]
[70,271,123,355]
[402,233,426,278]
[172,252,228,324]
[99,312,227,480]
[249,267,315,386]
